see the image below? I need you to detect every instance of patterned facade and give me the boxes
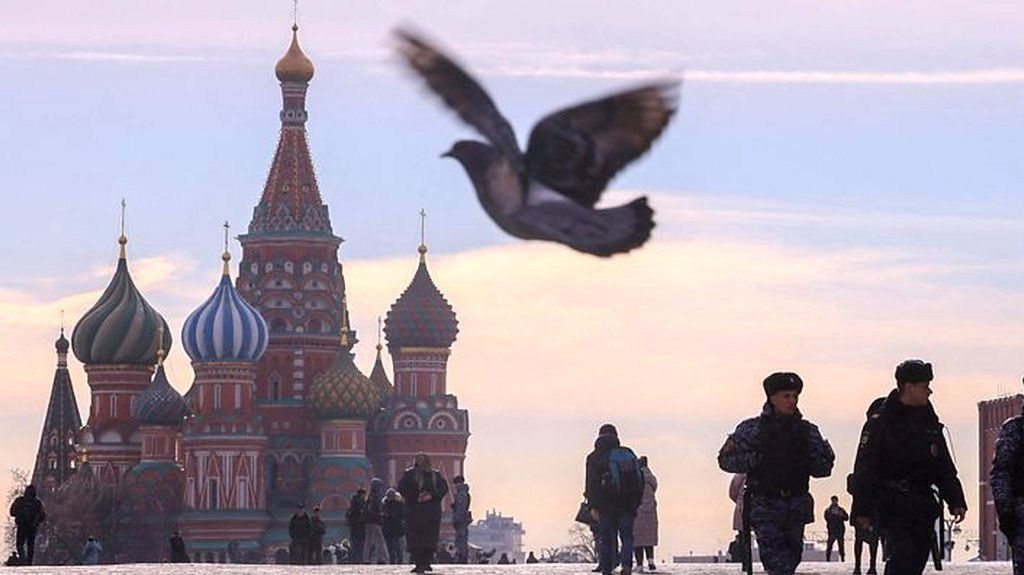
[31,24,470,564]
[978,394,1022,561]
[31,330,83,496]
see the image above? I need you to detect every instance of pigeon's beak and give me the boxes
[440,150,452,159]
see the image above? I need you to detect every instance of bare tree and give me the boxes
[568,522,597,563]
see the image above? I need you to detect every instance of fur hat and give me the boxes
[763,372,804,396]
[895,360,933,384]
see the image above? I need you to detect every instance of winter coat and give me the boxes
[82,540,102,565]
[823,503,849,534]
[9,493,45,529]
[289,511,312,541]
[633,467,659,547]
[382,495,406,539]
[310,516,326,542]
[729,474,747,531]
[398,467,449,552]
[169,534,189,563]
[365,478,385,525]
[452,483,472,528]
[584,434,643,513]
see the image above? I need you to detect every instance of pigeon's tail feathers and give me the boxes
[514,195,655,257]
[591,196,656,257]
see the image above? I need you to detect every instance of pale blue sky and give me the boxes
[1,0,1023,556]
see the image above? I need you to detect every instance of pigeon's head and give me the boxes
[441,140,497,173]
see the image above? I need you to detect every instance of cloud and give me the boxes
[478,65,1024,85]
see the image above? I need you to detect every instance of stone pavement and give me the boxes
[5,563,1011,574]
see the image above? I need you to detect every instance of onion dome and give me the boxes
[133,348,187,426]
[72,235,172,366]
[55,328,70,354]
[309,302,383,419]
[275,24,314,83]
[182,245,268,363]
[384,243,458,349]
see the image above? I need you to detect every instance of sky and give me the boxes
[1,0,1024,559]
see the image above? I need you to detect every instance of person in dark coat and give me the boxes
[452,475,473,563]
[526,551,539,563]
[309,506,326,564]
[991,376,1024,575]
[8,485,45,565]
[824,495,849,562]
[382,487,406,564]
[346,488,367,563]
[398,452,450,573]
[585,423,643,575]
[288,504,312,565]
[718,372,835,575]
[169,531,189,563]
[849,360,966,575]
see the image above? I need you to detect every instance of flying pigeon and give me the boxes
[395,29,679,257]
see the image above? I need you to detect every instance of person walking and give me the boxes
[8,484,45,566]
[398,453,450,573]
[363,477,389,564]
[382,487,406,564]
[632,456,659,572]
[169,531,189,563]
[718,372,835,575]
[585,423,644,575]
[346,488,367,563]
[991,376,1024,574]
[288,504,312,565]
[824,495,849,562]
[849,359,966,575]
[309,506,326,564]
[81,536,103,565]
[852,515,880,575]
[452,475,473,563]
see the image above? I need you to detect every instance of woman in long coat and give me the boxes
[633,456,659,571]
[398,453,450,574]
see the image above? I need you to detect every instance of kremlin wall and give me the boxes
[28,25,470,564]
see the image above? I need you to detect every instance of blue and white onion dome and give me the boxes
[182,248,268,363]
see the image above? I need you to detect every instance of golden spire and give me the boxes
[275,19,315,83]
[339,296,351,348]
[418,208,428,262]
[376,315,383,353]
[222,221,232,276]
[156,322,166,367]
[118,198,128,259]
[60,309,65,335]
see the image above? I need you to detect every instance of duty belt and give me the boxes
[881,479,933,495]
[751,487,808,499]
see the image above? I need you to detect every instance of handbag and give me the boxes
[575,501,593,524]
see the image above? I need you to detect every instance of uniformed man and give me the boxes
[990,376,1024,573]
[718,372,835,575]
[849,359,966,575]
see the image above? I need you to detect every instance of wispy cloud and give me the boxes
[0,51,214,63]
[480,65,1024,85]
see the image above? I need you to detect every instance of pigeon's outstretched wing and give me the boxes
[394,29,524,169]
[525,82,679,207]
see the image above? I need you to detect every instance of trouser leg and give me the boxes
[854,537,863,570]
[1011,529,1024,575]
[619,512,636,572]
[882,523,931,575]
[839,534,846,561]
[868,538,878,572]
[827,535,835,561]
[599,513,615,574]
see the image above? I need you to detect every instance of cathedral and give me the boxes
[30,24,470,563]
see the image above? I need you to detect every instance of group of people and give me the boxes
[582,423,660,575]
[717,360,967,575]
[286,453,468,573]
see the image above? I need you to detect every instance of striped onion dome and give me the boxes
[133,364,187,426]
[383,246,458,350]
[182,255,268,364]
[72,237,172,366]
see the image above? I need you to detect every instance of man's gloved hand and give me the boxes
[998,511,1017,540]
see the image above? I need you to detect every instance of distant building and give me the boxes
[978,394,1021,561]
[469,510,525,563]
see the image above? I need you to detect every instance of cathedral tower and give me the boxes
[72,229,172,484]
[235,25,350,474]
[31,327,83,496]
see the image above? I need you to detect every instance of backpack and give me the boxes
[600,447,642,498]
